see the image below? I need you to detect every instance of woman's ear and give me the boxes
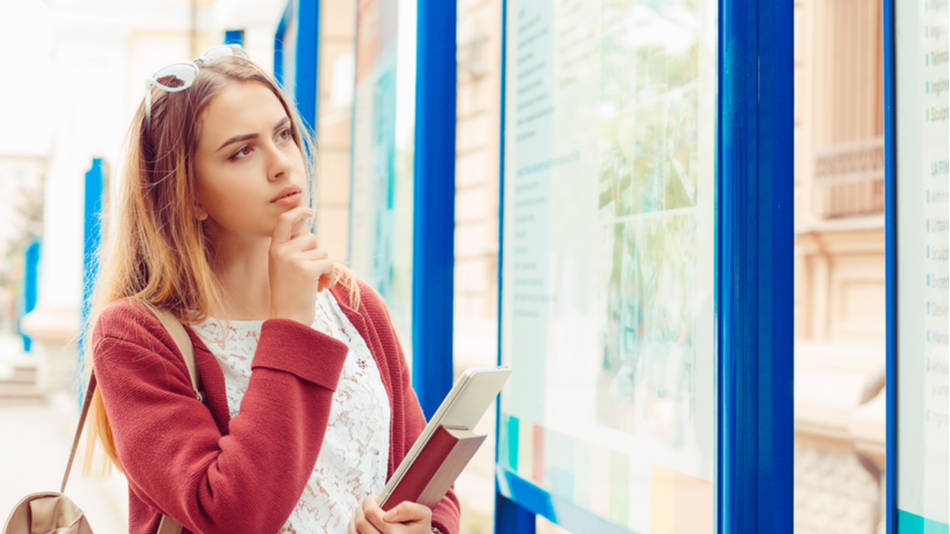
[195,204,208,222]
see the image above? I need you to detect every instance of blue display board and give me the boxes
[349,0,408,324]
[885,0,949,531]
[495,0,792,532]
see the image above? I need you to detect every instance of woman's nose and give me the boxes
[266,142,292,181]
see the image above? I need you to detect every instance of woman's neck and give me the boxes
[208,233,273,321]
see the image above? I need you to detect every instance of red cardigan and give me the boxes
[92,281,460,534]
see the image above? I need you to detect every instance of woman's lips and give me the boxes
[271,192,301,206]
[270,184,302,203]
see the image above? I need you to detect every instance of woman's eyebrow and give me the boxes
[216,118,292,152]
[273,117,290,131]
[217,133,256,152]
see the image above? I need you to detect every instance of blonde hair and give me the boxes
[83,53,359,473]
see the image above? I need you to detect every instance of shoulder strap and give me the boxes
[157,515,184,534]
[141,302,202,402]
[62,302,200,534]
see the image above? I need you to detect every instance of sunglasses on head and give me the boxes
[144,44,250,130]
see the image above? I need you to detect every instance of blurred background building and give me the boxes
[794,1,886,533]
[0,1,910,533]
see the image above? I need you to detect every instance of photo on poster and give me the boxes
[596,214,698,449]
[601,0,699,109]
[599,94,698,217]
[631,102,666,213]
[663,89,699,209]
[599,115,636,217]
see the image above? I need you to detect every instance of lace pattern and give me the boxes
[190,289,391,533]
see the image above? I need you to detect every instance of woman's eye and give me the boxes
[230,145,253,160]
[277,128,293,142]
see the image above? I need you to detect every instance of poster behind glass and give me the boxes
[499,0,717,531]
[349,0,416,357]
[895,0,949,530]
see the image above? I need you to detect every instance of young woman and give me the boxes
[85,45,458,534]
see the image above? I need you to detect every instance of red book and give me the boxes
[381,425,486,511]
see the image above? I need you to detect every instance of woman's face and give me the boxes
[193,80,308,240]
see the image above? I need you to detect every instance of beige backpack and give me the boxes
[2,303,200,534]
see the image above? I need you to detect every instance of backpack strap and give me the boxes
[157,515,185,534]
[140,302,202,402]
[61,374,98,493]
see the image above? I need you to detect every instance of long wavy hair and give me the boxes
[83,53,359,472]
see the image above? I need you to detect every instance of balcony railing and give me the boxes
[813,138,885,219]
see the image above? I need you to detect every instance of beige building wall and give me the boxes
[453,0,502,369]
[794,1,886,533]
[452,2,504,533]
[315,0,355,265]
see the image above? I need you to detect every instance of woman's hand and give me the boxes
[347,495,433,534]
[268,206,333,326]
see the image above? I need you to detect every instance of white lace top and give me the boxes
[190,289,391,533]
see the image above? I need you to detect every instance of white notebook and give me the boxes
[380,366,512,505]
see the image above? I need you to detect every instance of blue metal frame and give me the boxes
[496,491,536,534]
[717,0,793,532]
[224,29,244,46]
[411,0,456,419]
[19,239,39,353]
[496,466,632,533]
[295,0,319,135]
[883,0,897,531]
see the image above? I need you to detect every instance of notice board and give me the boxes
[498,1,718,531]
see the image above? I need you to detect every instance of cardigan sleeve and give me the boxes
[356,282,461,534]
[92,300,348,534]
